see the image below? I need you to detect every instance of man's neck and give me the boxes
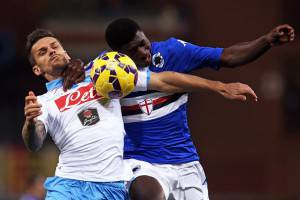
[44,67,65,82]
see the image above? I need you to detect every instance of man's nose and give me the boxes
[137,47,147,56]
[49,48,56,56]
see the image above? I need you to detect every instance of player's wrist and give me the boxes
[215,81,224,91]
[25,117,37,127]
[262,34,273,47]
[211,81,224,94]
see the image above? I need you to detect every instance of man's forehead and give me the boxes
[32,37,60,51]
[132,31,145,42]
[126,31,145,48]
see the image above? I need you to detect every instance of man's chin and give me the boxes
[52,62,68,75]
[52,58,68,69]
[137,60,151,68]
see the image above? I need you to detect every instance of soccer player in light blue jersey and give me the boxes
[105,18,295,200]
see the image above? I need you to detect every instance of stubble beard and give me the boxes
[51,56,69,76]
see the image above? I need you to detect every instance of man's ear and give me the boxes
[32,65,43,76]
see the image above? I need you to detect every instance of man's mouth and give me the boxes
[50,55,60,62]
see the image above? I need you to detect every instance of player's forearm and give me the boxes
[22,120,46,152]
[172,74,225,94]
[221,35,271,67]
[150,71,223,94]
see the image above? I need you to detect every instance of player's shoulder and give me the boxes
[153,38,188,52]
[152,37,178,46]
[37,89,60,103]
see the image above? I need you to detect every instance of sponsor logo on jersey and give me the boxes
[55,83,103,112]
[138,99,153,115]
[78,108,100,126]
[152,52,164,68]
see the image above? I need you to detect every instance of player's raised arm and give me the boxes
[22,91,47,152]
[221,24,295,67]
[149,71,258,102]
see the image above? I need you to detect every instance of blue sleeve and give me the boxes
[166,38,223,72]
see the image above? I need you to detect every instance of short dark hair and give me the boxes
[25,29,56,66]
[105,18,141,50]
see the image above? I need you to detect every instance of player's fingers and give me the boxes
[25,110,42,118]
[25,96,38,106]
[278,25,294,36]
[24,103,42,111]
[25,101,40,109]
[62,59,85,91]
[26,112,42,121]
[69,59,84,67]
[233,94,247,101]
[277,24,292,31]
[69,63,85,82]
[28,91,36,97]
[25,95,38,102]
[75,73,85,84]
[25,107,42,116]
[27,91,37,104]
[63,67,79,91]
[237,84,258,101]
[279,31,285,36]
[290,31,295,41]
[28,91,37,101]
[63,76,71,91]
[244,86,258,101]
[288,28,294,35]
[24,102,42,109]
[284,24,294,31]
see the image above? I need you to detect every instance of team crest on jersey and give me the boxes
[152,52,164,68]
[138,99,153,115]
[78,108,100,126]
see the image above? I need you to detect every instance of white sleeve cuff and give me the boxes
[134,68,150,92]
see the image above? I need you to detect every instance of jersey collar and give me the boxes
[45,77,91,91]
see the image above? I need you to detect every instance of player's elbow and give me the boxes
[220,48,240,68]
[22,135,43,152]
[25,143,42,152]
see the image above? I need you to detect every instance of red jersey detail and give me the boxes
[55,83,103,112]
[122,95,171,112]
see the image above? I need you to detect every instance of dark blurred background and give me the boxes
[0,0,299,199]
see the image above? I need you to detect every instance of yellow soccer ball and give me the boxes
[90,52,138,99]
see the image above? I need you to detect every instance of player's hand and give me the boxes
[219,82,258,102]
[62,59,85,91]
[265,24,295,46]
[24,91,42,124]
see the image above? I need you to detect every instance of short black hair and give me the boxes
[25,28,56,66]
[105,18,141,50]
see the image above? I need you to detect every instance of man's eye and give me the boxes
[139,41,145,47]
[131,47,138,53]
[39,51,46,56]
